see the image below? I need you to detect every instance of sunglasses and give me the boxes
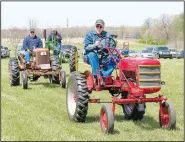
[96,25,103,29]
[30,31,35,33]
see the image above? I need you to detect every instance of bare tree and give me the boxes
[159,14,174,44]
[9,27,21,49]
[28,19,38,29]
[143,18,152,44]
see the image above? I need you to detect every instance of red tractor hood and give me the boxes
[119,57,160,71]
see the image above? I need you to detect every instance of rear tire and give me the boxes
[100,104,114,134]
[59,52,63,65]
[69,46,78,73]
[9,57,20,86]
[121,92,145,121]
[51,55,61,84]
[66,71,89,122]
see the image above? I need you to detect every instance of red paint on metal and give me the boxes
[100,109,108,131]
[119,58,160,71]
[112,97,167,104]
[84,70,94,92]
[89,99,98,103]
[73,92,77,102]
[160,101,170,127]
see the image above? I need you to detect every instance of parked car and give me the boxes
[146,47,154,52]
[117,48,129,57]
[152,46,172,59]
[169,48,178,58]
[140,50,154,59]
[177,50,184,59]
[129,50,138,57]
[1,46,10,58]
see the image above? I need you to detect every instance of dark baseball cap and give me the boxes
[95,19,105,26]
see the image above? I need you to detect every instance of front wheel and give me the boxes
[60,70,66,88]
[66,71,89,122]
[9,57,20,86]
[22,71,28,89]
[159,100,176,129]
[100,104,114,134]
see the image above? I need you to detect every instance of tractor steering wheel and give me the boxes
[97,37,116,49]
[96,37,118,58]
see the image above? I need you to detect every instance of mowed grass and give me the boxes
[1,43,184,141]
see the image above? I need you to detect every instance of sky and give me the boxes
[1,1,184,29]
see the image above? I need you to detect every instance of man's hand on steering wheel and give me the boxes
[93,41,100,49]
[96,37,120,59]
[27,48,32,53]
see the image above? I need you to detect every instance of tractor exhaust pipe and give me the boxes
[43,29,47,41]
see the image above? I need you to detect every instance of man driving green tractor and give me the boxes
[47,29,62,54]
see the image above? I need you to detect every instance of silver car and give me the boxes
[129,50,138,57]
[140,50,154,59]
[169,48,178,58]
[1,46,10,58]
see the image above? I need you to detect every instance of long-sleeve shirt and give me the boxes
[47,32,62,43]
[83,30,111,54]
[23,35,43,51]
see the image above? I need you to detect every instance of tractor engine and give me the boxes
[119,58,161,94]
[32,48,51,70]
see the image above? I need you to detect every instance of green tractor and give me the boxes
[43,29,63,65]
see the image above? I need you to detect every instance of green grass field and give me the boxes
[1,43,184,141]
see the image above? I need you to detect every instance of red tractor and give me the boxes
[66,37,176,134]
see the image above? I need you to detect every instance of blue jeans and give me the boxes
[58,43,62,52]
[24,51,31,62]
[85,52,117,76]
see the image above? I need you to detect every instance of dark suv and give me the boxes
[152,46,172,59]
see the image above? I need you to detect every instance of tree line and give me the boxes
[1,13,183,49]
[139,13,184,48]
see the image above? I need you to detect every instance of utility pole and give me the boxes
[67,18,68,39]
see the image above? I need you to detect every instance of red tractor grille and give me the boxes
[138,65,161,88]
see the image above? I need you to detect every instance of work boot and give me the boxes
[100,77,105,87]
[93,75,98,85]
[93,75,105,87]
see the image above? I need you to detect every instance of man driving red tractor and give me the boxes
[83,19,119,85]
[67,19,176,134]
